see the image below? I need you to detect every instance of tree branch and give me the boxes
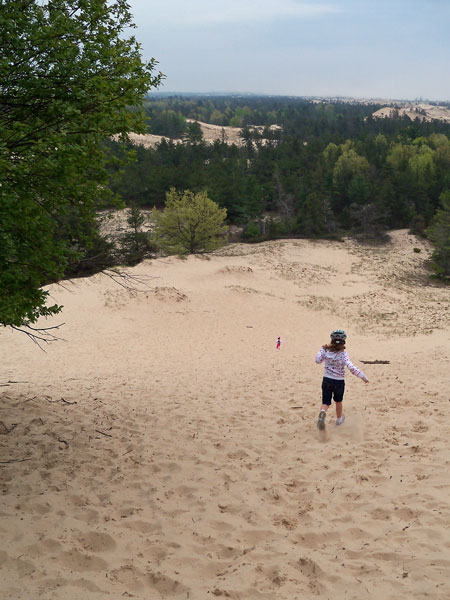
[10,323,66,351]
[102,268,158,290]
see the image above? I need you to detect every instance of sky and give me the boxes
[127,0,450,101]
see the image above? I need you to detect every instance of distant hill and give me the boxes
[115,121,281,149]
[372,103,450,122]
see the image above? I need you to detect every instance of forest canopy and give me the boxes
[108,96,450,240]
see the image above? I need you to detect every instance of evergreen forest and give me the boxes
[106,95,450,247]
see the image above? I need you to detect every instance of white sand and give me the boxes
[372,103,450,122]
[115,121,280,149]
[1,230,449,599]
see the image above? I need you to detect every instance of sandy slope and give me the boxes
[113,120,246,149]
[114,121,280,149]
[1,230,449,600]
[372,103,450,122]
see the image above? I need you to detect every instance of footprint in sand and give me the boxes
[0,551,35,577]
[315,414,365,443]
[74,508,100,525]
[152,286,188,302]
[109,564,146,593]
[121,519,163,533]
[273,514,298,530]
[57,549,108,571]
[146,571,190,597]
[292,556,325,594]
[76,531,116,552]
[23,538,62,558]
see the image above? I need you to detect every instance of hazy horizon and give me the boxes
[147,90,448,104]
[128,0,450,102]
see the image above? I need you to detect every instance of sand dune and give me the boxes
[372,103,450,123]
[114,121,280,149]
[1,230,449,599]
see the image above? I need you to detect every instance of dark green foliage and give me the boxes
[295,194,336,237]
[153,189,228,254]
[149,110,187,138]
[428,191,450,280]
[242,217,286,242]
[409,214,428,237]
[0,0,162,327]
[348,203,385,237]
[185,121,204,143]
[64,230,117,279]
[119,206,156,265]
[243,221,262,241]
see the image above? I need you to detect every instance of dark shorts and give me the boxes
[321,377,345,405]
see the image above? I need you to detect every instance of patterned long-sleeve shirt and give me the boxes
[315,348,366,381]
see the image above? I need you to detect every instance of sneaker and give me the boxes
[336,415,345,426]
[317,410,326,430]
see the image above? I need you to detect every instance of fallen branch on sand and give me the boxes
[22,396,38,403]
[0,457,32,464]
[0,421,17,435]
[360,360,390,364]
[45,397,77,405]
[95,429,112,437]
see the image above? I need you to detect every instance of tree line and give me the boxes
[106,97,450,251]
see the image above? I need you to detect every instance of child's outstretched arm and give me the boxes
[344,354,369,383]
[315,347,326,364]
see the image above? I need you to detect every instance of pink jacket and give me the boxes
[315,348,366,381]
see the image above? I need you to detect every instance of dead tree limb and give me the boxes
[45,397,77,405]
[10,323,66,351]
[102,268,158,291]
[360,360,390,364]
[7,267,158,349]
[95,429,112,437]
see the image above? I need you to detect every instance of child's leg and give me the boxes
[320,378,333,411]
[318,378,332,429]
[333,380,345,421]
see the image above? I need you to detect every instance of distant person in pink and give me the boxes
[315,329,369,429]
[276,337,281,350]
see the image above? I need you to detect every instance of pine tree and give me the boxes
[153,189,228,254]
[119,206,155,265]
[428,191,450,280]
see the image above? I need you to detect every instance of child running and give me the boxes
[315,329,369,429]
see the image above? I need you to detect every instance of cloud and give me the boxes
[141,0,341,27]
